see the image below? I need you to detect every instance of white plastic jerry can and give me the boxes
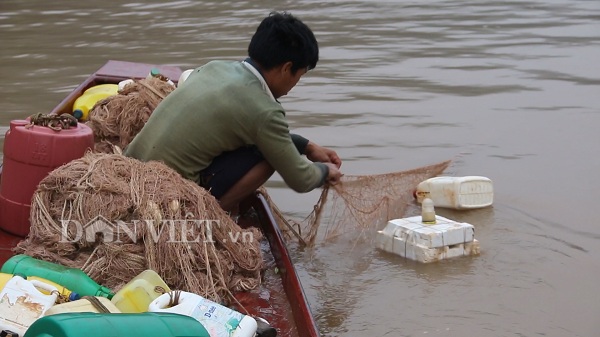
[415,176,494,209]
[148,291,257,337]
[0,275,59,335]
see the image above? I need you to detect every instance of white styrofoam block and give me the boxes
[382,216,474,248]
[406,240,480,263]
[375,235,480,263]
[374,215,480,263]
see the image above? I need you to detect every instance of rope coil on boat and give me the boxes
[26,113,78,131]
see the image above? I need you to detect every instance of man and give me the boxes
[125,12,343,212]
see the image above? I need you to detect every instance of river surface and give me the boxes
[1,1,599,336]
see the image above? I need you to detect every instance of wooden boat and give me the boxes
[0,60,320,337]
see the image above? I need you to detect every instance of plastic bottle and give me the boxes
[0,255,114,299]
[0,275,58,336]
[72,91,114,121]
[118,79,135,91]
[23,312,210,337]
[0,272,80,301]
[421,198,436,224]
[82,84,119,96]
[149,291,257,337]
[414,176,494,209]
[110,269,171,313]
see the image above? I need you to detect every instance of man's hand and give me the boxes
[324,162,343,184]
[305,141,342,168]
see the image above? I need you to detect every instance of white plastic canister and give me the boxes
[0,275,58,335]
[415,176,494,209]
[148,291,257,337]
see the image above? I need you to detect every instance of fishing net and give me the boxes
[85,77,175,153]
[15,152,263,304]
[261,160,451,246]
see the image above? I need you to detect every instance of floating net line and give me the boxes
[261,160,451,246]
[16,152,263,304]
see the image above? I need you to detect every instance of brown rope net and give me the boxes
[15,152,263,304]
[261,160,451,246]
[85,77,175,153]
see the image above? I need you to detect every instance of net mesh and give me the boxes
[261,160,451,246]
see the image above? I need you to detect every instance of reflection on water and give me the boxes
[1,0,599,336]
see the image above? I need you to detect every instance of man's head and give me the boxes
[249,12,319,73]
[248,12,318,98]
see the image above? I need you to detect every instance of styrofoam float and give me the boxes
[375,215,480,263]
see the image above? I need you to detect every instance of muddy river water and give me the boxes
[1,1,599,336]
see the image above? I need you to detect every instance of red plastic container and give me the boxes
[0,119,94,237]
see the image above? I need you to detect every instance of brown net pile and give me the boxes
[85,78,175,153]
[262,160,451,246]
[15,152,263,304]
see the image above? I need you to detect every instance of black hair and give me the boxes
[248,12,318,74]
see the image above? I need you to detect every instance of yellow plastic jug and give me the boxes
[83,84,119,96]
[0,272,79,301]
[72,91,115,121]
[45,296,121,315]
[110,269,170,313]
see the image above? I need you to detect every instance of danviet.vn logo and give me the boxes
[59,216,253,244]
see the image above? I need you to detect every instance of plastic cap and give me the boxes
[73,109,83,119]
[150,68,161,77]
[98,286,115,299]
[1,329,19,337]
[69,292,81,301]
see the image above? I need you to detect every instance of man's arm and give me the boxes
[290,134,343,184]
[304,141,342,168]
[255,114,329,192]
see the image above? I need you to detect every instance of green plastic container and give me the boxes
[0,255,114,299]
[23,312,210,337]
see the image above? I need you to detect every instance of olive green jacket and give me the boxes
[124,60,327,192]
